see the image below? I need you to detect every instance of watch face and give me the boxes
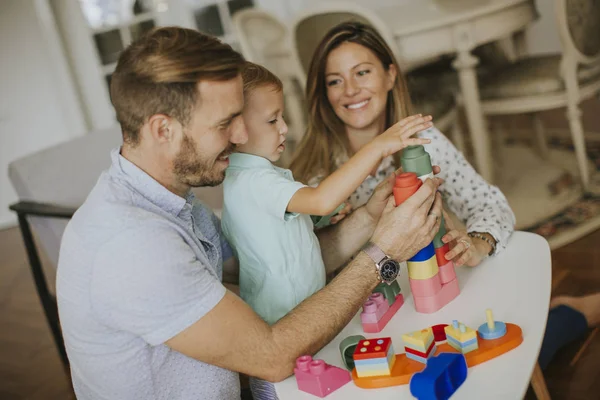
[380,259,399,283]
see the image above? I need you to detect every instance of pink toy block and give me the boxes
[294,355,351,397]
[362,294,404,333]
[413,278,459,314]
[438,260,456,284]
[360,293,390,324]
[409,274,442,297]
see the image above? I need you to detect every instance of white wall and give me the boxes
[0,0,85,229]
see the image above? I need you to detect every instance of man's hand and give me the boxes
[365,165,442,224]
[370,178,444,261]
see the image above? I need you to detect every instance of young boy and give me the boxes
[221,62,432,398]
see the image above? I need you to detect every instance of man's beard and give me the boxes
[173,134,234,187]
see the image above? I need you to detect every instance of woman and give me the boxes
[290,21,515,266]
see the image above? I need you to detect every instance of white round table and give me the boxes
[274,231,551,399]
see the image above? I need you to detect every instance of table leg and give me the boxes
[452,50,494,183]
[530,362,551,400]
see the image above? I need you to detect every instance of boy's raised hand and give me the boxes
[374,114,433,158]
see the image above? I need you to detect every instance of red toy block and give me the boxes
[432,324,449,342]
[354,337,393,360]
[438,260,456,285]
[434,244,450,266]
[413,279,460,314]
[294,355,351,397]
[404,339,436,358]
[361,294,405,333]
[393,173,422,206]
[409,275,442,297]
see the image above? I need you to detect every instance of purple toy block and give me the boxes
[360,293,390,324]
[294,355,351,397]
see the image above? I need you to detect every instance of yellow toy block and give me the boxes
[402,328,434,351]
[407,255,439,280]
[444,321,477,343]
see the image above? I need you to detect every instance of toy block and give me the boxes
[405,339,437,364]
[361,294,404,333]
[353,338,396,378]
[478,309,507,340]
[434,243,449,265]
[409,274,442,298]
[402,328,434,352]
[351,323,523,389]
[294,355,351,397]
[431,324,449,342]
[407,255,439,280]
[444,321,479,354]
[409,353,467,400]
[339,335,365,371]
[413,278,460,314]
[394,172,423,206]
[372,280,401,306]
[437,260,456,285]
[410,242,436,262]
[360,293,389,324]
[432,216,447,249]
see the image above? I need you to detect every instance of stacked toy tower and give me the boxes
[395,145,460,313]
[353,338,396,378]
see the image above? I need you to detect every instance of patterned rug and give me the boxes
[517,134,600,248]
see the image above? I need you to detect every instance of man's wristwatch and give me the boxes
[362,242,400,285]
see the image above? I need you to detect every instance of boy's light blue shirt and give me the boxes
[222,152,326,324]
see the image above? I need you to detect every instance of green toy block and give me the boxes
[339,335,366,370]
[373,280,401,306]
[311,203,346,229]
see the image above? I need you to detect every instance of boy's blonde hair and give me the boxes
[241,61,283,96]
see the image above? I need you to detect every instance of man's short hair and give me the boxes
[110,26,245,145]
[241,61,283,96]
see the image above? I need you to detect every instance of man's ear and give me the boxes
[148,114,175,143]
[386,64,398,91]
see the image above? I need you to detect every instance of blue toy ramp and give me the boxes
[409,353,467,400]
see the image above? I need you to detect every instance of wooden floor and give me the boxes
[1,226,600,398]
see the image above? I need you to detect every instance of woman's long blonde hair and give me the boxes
[289,21,413,184]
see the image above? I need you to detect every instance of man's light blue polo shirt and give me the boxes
[57,149,239,399]
[221,153,326,325]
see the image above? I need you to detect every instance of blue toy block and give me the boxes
[409,353,467,400]
[478,321,507,339]
[410,243,436,262]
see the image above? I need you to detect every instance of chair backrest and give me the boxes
[556,0,600,64]
[291,1,401,85]
[232,8,307,157]
[8,125,224,268]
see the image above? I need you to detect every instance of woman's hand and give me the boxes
[372,114,433,158]
[441,212,492,267]
[329,203,353,224]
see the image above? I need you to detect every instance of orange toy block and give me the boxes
[351,323,523,389]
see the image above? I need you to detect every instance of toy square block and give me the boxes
[407,255,439,280]
[294,355,351,398]
[434,243,450,266]
[372,280,401,306]
[409,274,442,297]
[360,293,389,324]
[410,243,435,262]
[361,294,404,333]
[355,346,396,378]
[354,338,393,360]
[438,260,456,284]
[402,328,434,350]
[445,321,477,343]
[413,278,460,314]
[447,337,478,354]
[405,339,436,359]
[410,353,467,400]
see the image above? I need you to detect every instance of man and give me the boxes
[57,27,443,399]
